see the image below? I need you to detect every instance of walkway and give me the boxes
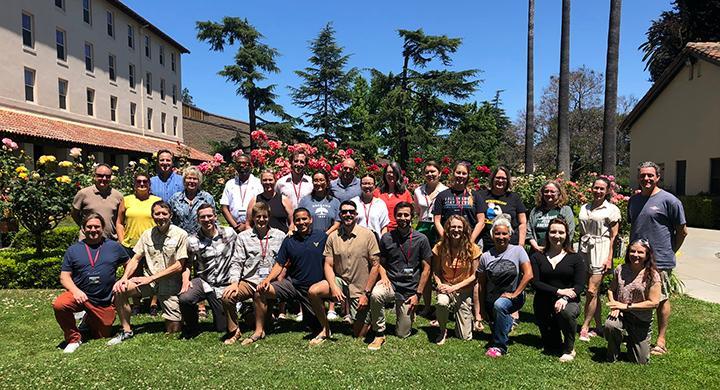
[675,227,720,304]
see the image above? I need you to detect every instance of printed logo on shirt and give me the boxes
[485,201,504,224]
[313,242,320,247]
[314,206,330,218]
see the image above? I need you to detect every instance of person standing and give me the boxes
[52,213,129,353]
[351,174,390,237]
[168,166,215,236]
[298,171,341,235]
[330,158,362,203]
[628,161,687,356]
[246,170,294,233]
[220,154,263,234]
[414,161,448,247]
[527,180,576,253]
[71,164,125,242]
[368,202,432,350]
[432,162,486,245]
[150,149,184,202]
[276,150,313,209]
[374,162,413,231]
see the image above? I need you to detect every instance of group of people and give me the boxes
[53,148,687,365]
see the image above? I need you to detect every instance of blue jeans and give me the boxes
[487,293,525,353]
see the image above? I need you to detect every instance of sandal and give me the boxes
[309,331,331,346]
[579,328,591,342]
[650,345,668,356]
[223,328,243,345]
[240,332,265,346]
[474,320,485,332]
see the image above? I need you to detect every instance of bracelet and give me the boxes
[559,296,569,302]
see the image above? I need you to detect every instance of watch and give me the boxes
[364,290,371,297]
[626,302,633,309]
[415,291,423,298]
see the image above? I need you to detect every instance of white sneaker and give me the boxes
[295,312,303,323]
[63,341,81,353]
[107,331,134,346]
[559,350,576,362]
[327,310,339,321]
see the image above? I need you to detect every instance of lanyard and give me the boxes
[292,179,303,204]
[362,199,373,226]
[397,230,413,265]
[454,189,467,212]
[258,231,270,260]
[84,243,102,268]
[237,178,249,207]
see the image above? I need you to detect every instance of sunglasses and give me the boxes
[95,174,112,179]
[340,209,357,215]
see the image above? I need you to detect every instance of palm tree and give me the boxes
[557,0,571,176]
[602,0,622,175]
[525,0,535,174]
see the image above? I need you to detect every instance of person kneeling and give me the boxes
[52,213,129,353]
[109,201,188,345]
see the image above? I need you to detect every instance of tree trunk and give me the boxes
[399,55,411,169]
[557,0,571,176]
[248,96,256,151]
[602,0,622,175]
[34,232,43,257]
[525,0,535,174]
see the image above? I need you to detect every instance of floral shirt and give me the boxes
[169,190,215,236]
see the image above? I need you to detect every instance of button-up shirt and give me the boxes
[150,172,185,202]
[220,174,263,224]
[169,190,215,236]
[234,227,286,286]
[275,173,313,210]
[330,177,362,203]
[187,225,237,298]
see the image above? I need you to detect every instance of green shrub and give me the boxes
[0,257,18,288]
[0,251,63,289]
[10,226,78,251]
[679,195,720,229]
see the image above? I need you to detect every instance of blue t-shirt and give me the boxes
[276,229,327,288]
[629,189,686,269]
[330,177,362,203]
[61,240,129,306]
[150,172,185,202]
[298,194,340,233]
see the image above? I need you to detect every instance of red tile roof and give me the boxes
[686,42,720,62]
[0,108,213,161]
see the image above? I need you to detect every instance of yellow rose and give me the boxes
[58,161,73,168]
[32,173,40,179]
[15,166,27,173]
[112,166,119,172]
[18,172,28,179]
[38,155,56,165]
[56,175,71,184]
[139,158,149,165]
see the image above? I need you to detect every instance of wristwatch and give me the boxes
[415,291,422,298]
[626,302,633,310]
[364,289,371,297]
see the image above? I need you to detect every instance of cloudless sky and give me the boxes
[125,0,672,130]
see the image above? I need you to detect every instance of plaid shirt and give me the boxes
[234,227,286,286]
[187,225,237,297]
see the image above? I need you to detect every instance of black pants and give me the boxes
[178,278,227,333]
[533,293,579,354]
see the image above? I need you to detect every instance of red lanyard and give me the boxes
[84,243,102,268]
[397,230,413,265]
[292,179,303,203]
[258,231,270,259]
[454,189,467,212]
[362,199,373,226]
[237,178,249,206]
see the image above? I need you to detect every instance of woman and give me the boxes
[531,218,585,362]
[433,162,486,245]
[247,170,294,233]
[578,177,621,341]
[351,174,389,236]
[298,170,341,235]
[605,239,661,364]
[373,162,413,231]
[414,161,448,246]
[432,215,481,345]
[168,166,215,236]
[527,180,575,253]
[477,216,533,358]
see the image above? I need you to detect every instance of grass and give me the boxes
[0,290,719,389]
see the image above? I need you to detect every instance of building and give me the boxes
[182,104,250,156]
[622,42,720,196]
[0,0,211,167]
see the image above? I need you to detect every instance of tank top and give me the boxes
[256,191,289,233]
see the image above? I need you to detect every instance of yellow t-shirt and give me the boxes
[122,194,161,248]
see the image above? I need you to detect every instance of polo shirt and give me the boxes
[323,224,380,298]
[133,224,188,295]
[122,194,161,248]
[150,172,184,202]
[275,173,312,210]
[234,227,286,285]
[330,177,362,203]
[276,229,327,288]
[220,174,263,224]
[169,190,215,236]
[351,196,390,235]
[61,239,129,306]
[72,185,124,240]
[379,229,432,300]
[187,225,237,297]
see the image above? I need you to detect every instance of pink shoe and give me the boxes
[579,329,591,342]
[485,347,503,358]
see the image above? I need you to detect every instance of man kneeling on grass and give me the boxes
[52,213,129,353]
[368,202,432,350]
[109,201,189,345]
[308,200,381,344]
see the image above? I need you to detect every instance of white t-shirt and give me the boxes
[220,174,263,224]
[414,183,448,222]
[351,196,390,236]
[275,173,313,210]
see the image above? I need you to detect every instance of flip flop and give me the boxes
[240,333,265,346]
[650,345,668,355]
[474,320,485,332]
[309,331,331,346]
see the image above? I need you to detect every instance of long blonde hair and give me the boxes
[436,215,475,263]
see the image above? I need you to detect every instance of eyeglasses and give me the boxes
[339,210,357,215]
[95,174,112,179]
[135,180,149,184]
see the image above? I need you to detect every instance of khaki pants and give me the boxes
[369,283,414,338]
[436,288,473,340]
[604,313,652,364]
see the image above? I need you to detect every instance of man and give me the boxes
[52,213,129,353]
[178,204,237,338]
[330,158,362,203]
[628,161,687,356]
[308,201,381,343]
[220,153,263,233]
[368,201,432,350]
[243,208,327,345]
[109,201,189,344]
[72,164,125,241]
[276,150,313,209]
[150,149,184,202]
[222,202,286,345]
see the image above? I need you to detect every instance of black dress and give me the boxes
[255,192,289,233]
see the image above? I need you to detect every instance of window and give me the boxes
[22,12,34,48]
[129,64,136,89]
[82,0,91,24]
[58,79,68,109]
[172,116,178,136]
[171,53,176,72]
[84,42,94,72]
[127,25,134,48]
[146,108,153,130]
[711,158,720,195]
[160,79,165,100]
[144,35,150,58]
[24,68,35,102]
[172,85,177,105]
[145,72,152,96]
[55,0,65,9]
[86,88,95,116]
[110,96,117,122]
[161,113,166,133]
[108,54,116,81]
[56,29,66,60]
[130,102,136,126]
[159,46,164,66]
[676,160,686,196]
[106,11,114,37]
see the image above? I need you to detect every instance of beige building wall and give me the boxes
[0,0,184,142]
[630,58,720,195]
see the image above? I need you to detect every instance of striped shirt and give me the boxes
[234,227,286,286]
[187,225,237,297]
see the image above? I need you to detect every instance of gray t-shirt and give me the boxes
[298,194,341,233]
[628,189,686,269]
[478,244,529,302]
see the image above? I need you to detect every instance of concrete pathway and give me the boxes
[675,227,720,304]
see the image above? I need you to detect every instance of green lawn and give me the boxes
[0,290,719,389]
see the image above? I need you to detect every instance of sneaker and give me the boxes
[343,314,352,324]
[295,312,303,323]
[107,331,134,346]
[368,336,386,351]
[435,329,447,346]
[149,306,158,316]
[579,329,591,342]
[327,310,339,321]
[277,313,287,320]
[63,341,81,353]
[559,350,576,362]
[485,347,504,358]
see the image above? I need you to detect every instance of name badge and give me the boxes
[402,267,414,276]
[237,210,247,224]
[88,275,101,285]
[258,267,270,278]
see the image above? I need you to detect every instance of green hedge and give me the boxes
[0,253,62,289]
[10,226,79,251]
[679,195,720,229]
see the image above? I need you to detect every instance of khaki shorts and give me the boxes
[335,277,370,324]
[223,281,257,303]
[136,284,181,322]
[659,269,673,302]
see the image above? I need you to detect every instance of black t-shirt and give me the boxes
[61,240,129,306]
[379,229,433,301]
[276,229,327,288]
[432,188,487,228]
[480,190,527,249]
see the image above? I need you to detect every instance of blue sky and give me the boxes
[125,0,672,128]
